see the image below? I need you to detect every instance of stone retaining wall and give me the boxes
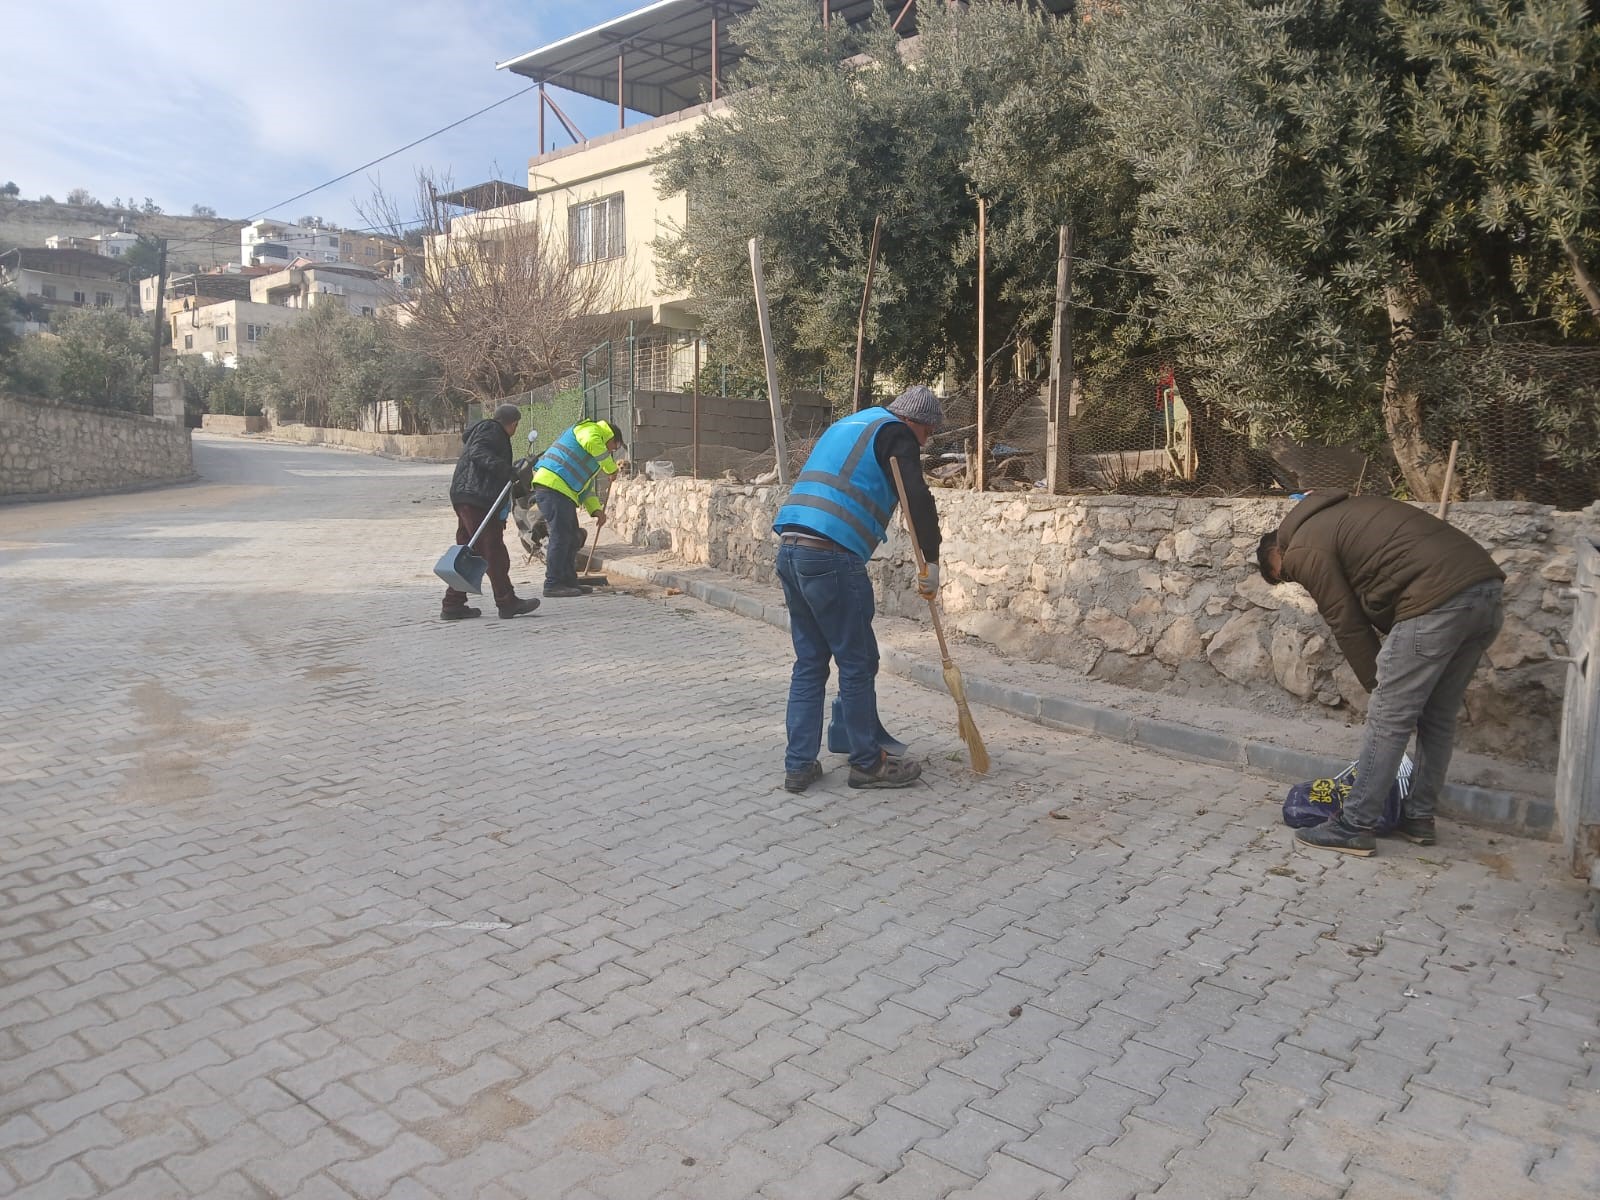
[200,414,267,434]
[610,478,1597,768]
[256,423,459,460]
[1,392,192,498]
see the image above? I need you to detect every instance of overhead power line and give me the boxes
[183,83,542,248]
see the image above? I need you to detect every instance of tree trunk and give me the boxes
[1382,285,1444,501]
[1562,235,1600,328]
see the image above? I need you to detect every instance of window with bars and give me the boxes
[568,193,625,266]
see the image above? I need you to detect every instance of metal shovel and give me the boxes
[432,482,514,594]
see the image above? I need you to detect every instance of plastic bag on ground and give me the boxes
[1282,754,1412,834]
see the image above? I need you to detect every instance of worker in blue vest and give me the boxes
[531,418,625,597]
[772,385,945,793]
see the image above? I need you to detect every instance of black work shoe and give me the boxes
[783,762,823,794]
[440,606,481,620]
[848,753,923,789]
[1295,818,1377,857]
[542,584,587,598]
[497,597,541,618]
[1392,817,1436,846]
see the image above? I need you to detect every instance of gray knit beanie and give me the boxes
[887,385,944,430]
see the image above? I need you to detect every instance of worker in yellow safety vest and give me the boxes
[530,419,625,597]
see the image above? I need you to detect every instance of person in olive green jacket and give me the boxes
[1257,491,1504,856]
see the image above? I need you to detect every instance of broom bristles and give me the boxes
[942,661,990,775]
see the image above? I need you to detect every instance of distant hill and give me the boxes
[0,197,246,271]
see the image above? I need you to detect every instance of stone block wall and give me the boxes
[610,478,1596,768]
[200,414,267,434]
[251,422,460,460]
[0,392,193,498]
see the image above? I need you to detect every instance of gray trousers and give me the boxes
[1342,579,1504,829]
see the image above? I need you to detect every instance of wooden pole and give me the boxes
[711,15,720,100]
[1436,439,1460,520]
[748,237,791,485]
[692,335,701,479]
[1046,225,1073,494]
[975,198,987,492]
[852,214,883,412]
[150,238,168,377]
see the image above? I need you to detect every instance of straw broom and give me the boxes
[889,457,990,774]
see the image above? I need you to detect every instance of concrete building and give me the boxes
[140,266,269,316]
[0,247,133,323]
[249,262,396,317]
[168,298,294,367]
[45,231,138,258]
[241,219,401,270]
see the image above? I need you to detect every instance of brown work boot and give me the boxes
[497,597,541,618]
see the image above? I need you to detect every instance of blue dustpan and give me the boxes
[434,544,488,593]
[431,481,512,595]
[827,696,909,756]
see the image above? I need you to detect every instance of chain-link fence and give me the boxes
[926,337,1600,508]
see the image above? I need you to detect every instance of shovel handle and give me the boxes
[888,457,954,666]
[465,481,514,551]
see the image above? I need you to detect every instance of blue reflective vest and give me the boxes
[534,423,610,507]
[772,407,900,560]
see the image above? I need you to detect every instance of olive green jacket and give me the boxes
[1276,491,1503,691]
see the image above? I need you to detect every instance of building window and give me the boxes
[246,324,269,342]
[73,290,86,304]
[328,236,339,248]
[568,193,625,266]
[215,324,230,342]
[360,306,373,317]
[184,334,194,349]
[40,284,56,300]
[108,246,122,256]
[96,291,112,307]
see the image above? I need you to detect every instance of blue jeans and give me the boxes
[776,543,882,772]
[1342,580,1505,829]
[534,486,581,587]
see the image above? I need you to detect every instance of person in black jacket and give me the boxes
[441,403,541,620]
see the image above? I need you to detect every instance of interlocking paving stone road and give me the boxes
[1,434,1597,1200]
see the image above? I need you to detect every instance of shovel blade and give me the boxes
[433,545,488,594]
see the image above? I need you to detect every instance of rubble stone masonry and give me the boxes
[611,477,1598,768]
[1,392,193,498]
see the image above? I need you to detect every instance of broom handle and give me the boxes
[466,482,515,552]
[888,457,955,665]
[583,516,601,576]
[1436,439,1459,521]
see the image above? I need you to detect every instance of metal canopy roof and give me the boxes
[434,181,538,211]
[498,1,1075,118]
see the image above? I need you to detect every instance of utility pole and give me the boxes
[149,238,168,376]
[975,198,987,492]
[1046,225,1072,494]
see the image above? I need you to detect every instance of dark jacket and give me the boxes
[449,419,514,510]
[1277,490,1504,691]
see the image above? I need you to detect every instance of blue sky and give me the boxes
[0,1,637,230]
